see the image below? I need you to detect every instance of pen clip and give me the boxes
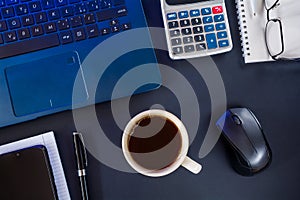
[74,132,88,168]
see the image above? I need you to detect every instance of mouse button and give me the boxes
[240,118,267,151]
[232,115,242,125]
[222,120,258,158]
[247,109,263,130]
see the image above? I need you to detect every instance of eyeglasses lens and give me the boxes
[265,20,283,57]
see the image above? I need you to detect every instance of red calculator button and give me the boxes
[212,6,223,14]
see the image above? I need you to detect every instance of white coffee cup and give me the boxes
[122,109,202,177]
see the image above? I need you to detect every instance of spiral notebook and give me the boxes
[236,0,273,63]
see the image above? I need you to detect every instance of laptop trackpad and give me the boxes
[5,52,88,117]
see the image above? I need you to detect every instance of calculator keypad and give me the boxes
[166,5,230,56]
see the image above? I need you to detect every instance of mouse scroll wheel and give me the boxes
[232,115,242,125]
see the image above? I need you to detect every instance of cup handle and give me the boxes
[181,156,202,174]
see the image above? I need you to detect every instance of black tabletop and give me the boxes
[1,0,300,199]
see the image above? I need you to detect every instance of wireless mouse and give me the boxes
[216,108,272,176]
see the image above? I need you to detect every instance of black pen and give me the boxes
[73,132,89,200]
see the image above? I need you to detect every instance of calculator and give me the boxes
[160,0,233,60]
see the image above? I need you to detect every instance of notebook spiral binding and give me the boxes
[236,0,251,57]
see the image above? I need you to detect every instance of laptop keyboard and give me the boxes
[0,0,130,59]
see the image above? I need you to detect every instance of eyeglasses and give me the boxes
[264,0,299,61]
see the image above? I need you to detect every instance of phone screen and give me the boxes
[166,0,211,5]
[0,145,57,200]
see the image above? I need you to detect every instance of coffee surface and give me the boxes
[128,116,182,170]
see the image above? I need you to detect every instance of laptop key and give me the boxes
[116,6,127,17]
[0,33,60,59]
[70,15,82,27]
[73,27,86,41]
[35,12,48,23]
[17,28,31,39]
[87,0,100,11]
[28,1,42,12]
[41,0,55,10]
[55,0,67,7]
[7,18,21,29]
[48,9,60,20]
[0,34,3,44]
[1,7,15,18]
[100,0,110,9]
[61,6,74,18]
[0,0,5,7]
[3,30,17,42]
[110,19,118,26]
[44,21,56,33]
[60,30,73,44]
[0,20,7,31]
[57,18,70,30]
[122,23,131,30]
[6,0,18,5]
[111,26,119,33]
[83,13,95,24]
[96,9,115,21]
[74,3,87,14]
[15,4,29,15]
[31,24,44,36]
[100,27,110,35]
[86,24,99,38]
[21,15,34,26]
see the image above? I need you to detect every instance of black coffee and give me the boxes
[127,116,182,171]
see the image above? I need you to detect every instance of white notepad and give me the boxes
[0,131,71,200]
[236,0,273,63]
[236,0,300,63]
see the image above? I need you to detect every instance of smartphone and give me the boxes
[161,0,233,60]
[0,145,58,200]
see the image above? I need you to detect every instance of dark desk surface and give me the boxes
[1,0,300,199]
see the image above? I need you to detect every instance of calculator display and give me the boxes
[166,0,210,5]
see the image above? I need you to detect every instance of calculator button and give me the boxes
[219,40,229,47]
[216,23,226,31]
[170,29,180,37]
[180,19,190,27]
[203,16,213,24]
[206,33,217,49]
[214,14,224,22]
[194,35,204,42]
[171,38,182,46]
[183,36,193,44]
[181,28,192,35]
[173,46,183,54]
[204,25,214,32]
[217,31,227,39]
[191,18,202,25]
[184,45,195,53]
[196,43,206,51]
[201,7,211,15]
[190,9,200,17]
[168,21,179,29]
[193,26,203,34]
[178,11,188,19]
[167,13,177,20]
[212,6,223,14]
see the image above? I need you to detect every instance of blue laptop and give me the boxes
[0,0,161,127]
